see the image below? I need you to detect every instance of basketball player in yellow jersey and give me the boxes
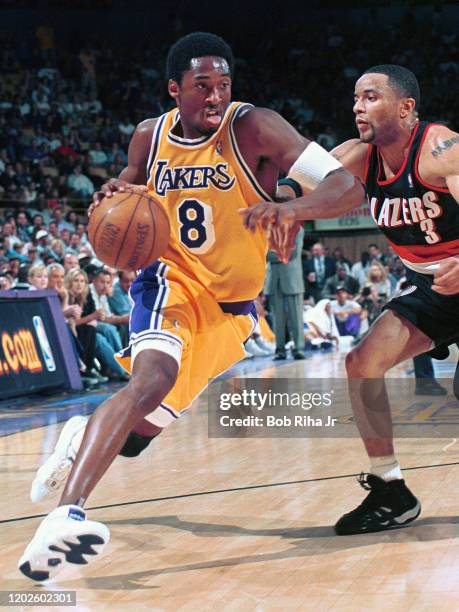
[19,32,364,581]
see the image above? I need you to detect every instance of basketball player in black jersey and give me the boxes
[243,65,459,535]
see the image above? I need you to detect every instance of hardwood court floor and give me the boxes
[1,347,459,611]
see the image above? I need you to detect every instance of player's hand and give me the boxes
[240,202,297,232]
[89,180,148,217]
[268,221,302,264]
[432,257,459,295]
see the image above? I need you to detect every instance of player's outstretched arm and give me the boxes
[282,137,368,220]
[276,139,368,201]
[89,118,157,215]
[240,110,366,231]
[426,126,459,295]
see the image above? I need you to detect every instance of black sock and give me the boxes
[118,431,158,457]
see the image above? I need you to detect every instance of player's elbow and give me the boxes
[331,168,365,207]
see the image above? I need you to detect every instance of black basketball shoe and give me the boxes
[335,473,421,535]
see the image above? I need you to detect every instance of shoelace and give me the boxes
[354,472,387,513]
[358,472,373,491]
[46,458,72,486]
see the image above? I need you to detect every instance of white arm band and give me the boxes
[289,141,343,191]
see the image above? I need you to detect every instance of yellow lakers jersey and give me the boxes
[146,101,270,303]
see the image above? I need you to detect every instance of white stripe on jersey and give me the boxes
[401,258,441,274]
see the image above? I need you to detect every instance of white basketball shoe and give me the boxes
[244,338,271,357]
[30,416,88,503]
[18,505,109,582]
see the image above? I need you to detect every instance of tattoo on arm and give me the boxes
[431,135,459,158]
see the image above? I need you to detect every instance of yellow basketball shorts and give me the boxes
[115,261,258,427]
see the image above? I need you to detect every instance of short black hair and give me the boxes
[166,32,234,83]
[363,64,420,109]
[93,268,111,279]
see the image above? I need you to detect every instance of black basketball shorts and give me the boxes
[383,268,459,346]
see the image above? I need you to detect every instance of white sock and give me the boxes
[370,455,402,481]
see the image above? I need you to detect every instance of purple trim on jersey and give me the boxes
[129,261,167,335]
[218,299,255,315]
[130,329,183,347]
[159,403,179,419]
[228,104,272,202]
[147,114,167,178]
[166,105,233,147]
[152,262,168,329]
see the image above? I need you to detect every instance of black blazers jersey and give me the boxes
[364,121,459,273]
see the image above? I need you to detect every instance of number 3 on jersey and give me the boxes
[177,199,216,254]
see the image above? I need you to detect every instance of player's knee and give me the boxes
[127,363,177,417]
[345,347,369,377]
[346,346,389,377]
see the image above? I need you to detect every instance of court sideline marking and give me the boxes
[2,460,458,525]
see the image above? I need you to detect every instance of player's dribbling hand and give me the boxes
[89,179,148,217]
[240,202,298,263]
[432,257,459,295]
[268,221,302,264]
[240,202,297,232]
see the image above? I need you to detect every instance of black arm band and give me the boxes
[278,177,303,198]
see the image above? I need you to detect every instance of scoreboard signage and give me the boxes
[315,200,377,231]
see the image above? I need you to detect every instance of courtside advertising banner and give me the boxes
[0,290,81,399]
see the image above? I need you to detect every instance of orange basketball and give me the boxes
[88,190,170,271]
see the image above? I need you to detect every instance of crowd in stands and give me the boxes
[0,8,457,213]
[245,240,408,359]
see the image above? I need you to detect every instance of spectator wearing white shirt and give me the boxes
[351,251,371,287]
[57,93,74,117]
[18,97,31,116]
[28,263,48,290]
[118,116,135,145]
[52,206,74,232]
[331,287,362,337]
[303,299,340,349]
[66,233,82,255]
[89,142,108,166]
[37,62,59,80]
[35,92,51,115]
[67,165,94,197]
[49,133,62,151]
[89,268,129,356]
[87,93,102,115]
[2,221,21,250]
[34,229,50,257]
